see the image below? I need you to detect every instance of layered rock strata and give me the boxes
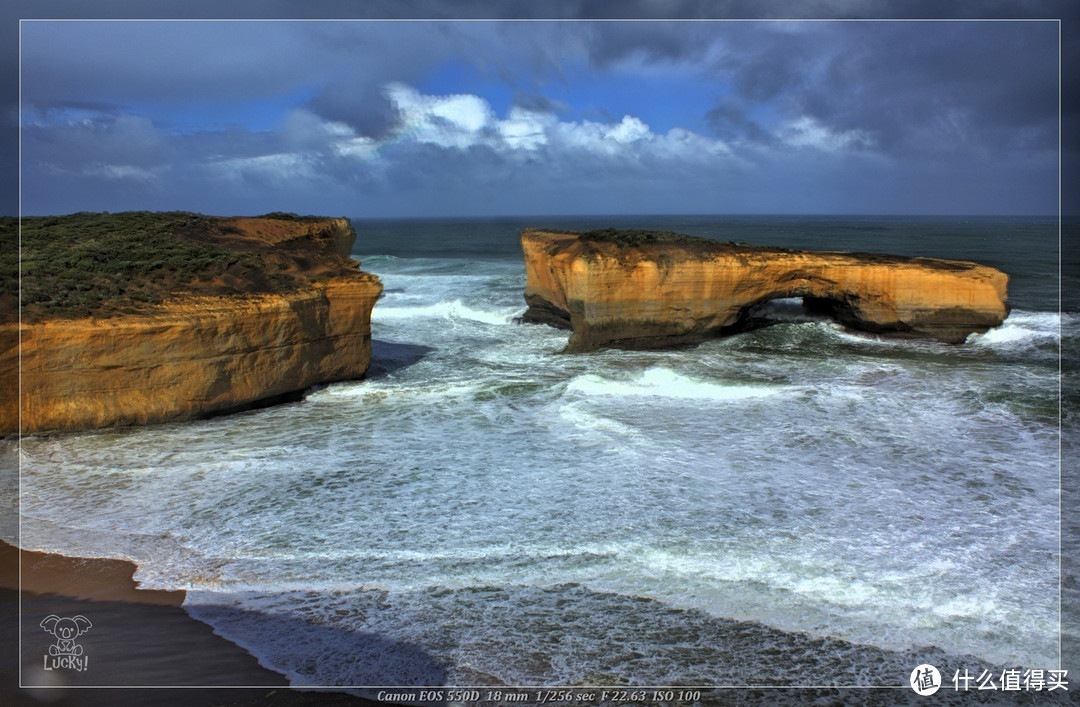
[2,216,382,435]
[521,229,1008,352]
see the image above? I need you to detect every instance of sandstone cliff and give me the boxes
[2,214,382,435]
[521,229,1008,352]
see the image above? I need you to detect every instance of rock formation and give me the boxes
[1,215,382,435]
[521,228,1008,352]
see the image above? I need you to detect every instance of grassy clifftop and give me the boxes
[1,211,359,324]
[576,227,715,247]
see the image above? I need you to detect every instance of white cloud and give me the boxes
[496,107,553,151]
[381,84,732,166]
[385,82,495,149]
[87,164,161,181]
[660,127,734,160]
[605,115,651,144]
[333,136,379,160]
[186,83,742,199]
[778,115,874,152]
[207,152,316,184]
[40,161,163,182]
[548,115,732,165]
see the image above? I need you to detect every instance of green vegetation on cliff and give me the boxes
[577,228,716,247]
[2,211,355,323]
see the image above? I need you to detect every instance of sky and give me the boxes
[4,2,1079,217]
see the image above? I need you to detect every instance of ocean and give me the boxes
[7,215,1072,696]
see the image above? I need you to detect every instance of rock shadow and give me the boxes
[184,601,449,698]
[366,340,433,380]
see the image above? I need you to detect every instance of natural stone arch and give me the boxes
[520,229,1009,352]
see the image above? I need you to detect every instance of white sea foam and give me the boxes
[373,298,517,325]
[558,402,643,439]
[241,542,625,569]
[565,367,782,401]
[305,379,484,403]
[621,547,889,610]
[823,322,914,347]
[968,310,1060,348]
[814,309,1063,352]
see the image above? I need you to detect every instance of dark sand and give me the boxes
[0,540,380,706]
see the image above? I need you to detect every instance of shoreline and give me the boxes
[0,539,378,705]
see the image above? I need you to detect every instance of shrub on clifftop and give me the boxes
[3,211,357,323]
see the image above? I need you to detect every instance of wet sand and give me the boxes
[0,540,378,706]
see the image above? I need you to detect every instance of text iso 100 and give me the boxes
[648,691,702,702]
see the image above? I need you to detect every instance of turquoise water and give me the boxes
[10,215,1067,692]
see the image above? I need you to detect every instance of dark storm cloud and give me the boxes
[581,21,716,67]
[689,21,1060,159]
[807,22,1058,154]
[292,21,491,138]
[705,101,773,145]
[306,86,400,140]
[19,21,326,108]
[478,18,1062,162]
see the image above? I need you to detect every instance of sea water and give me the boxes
[8,215,1070,690]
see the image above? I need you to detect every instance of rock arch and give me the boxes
[520,229,1009,352]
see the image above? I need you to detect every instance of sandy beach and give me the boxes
[0,540,379,706]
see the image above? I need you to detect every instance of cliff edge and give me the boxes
[521,228,1008,352]
[1,213,382,435]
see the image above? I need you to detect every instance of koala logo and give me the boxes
[40,614,92,671]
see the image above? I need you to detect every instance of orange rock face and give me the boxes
[521,229,1009,352]
[2,218,382,435]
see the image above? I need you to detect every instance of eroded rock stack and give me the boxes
[521,228,1008,352]
[1,215,382,434]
